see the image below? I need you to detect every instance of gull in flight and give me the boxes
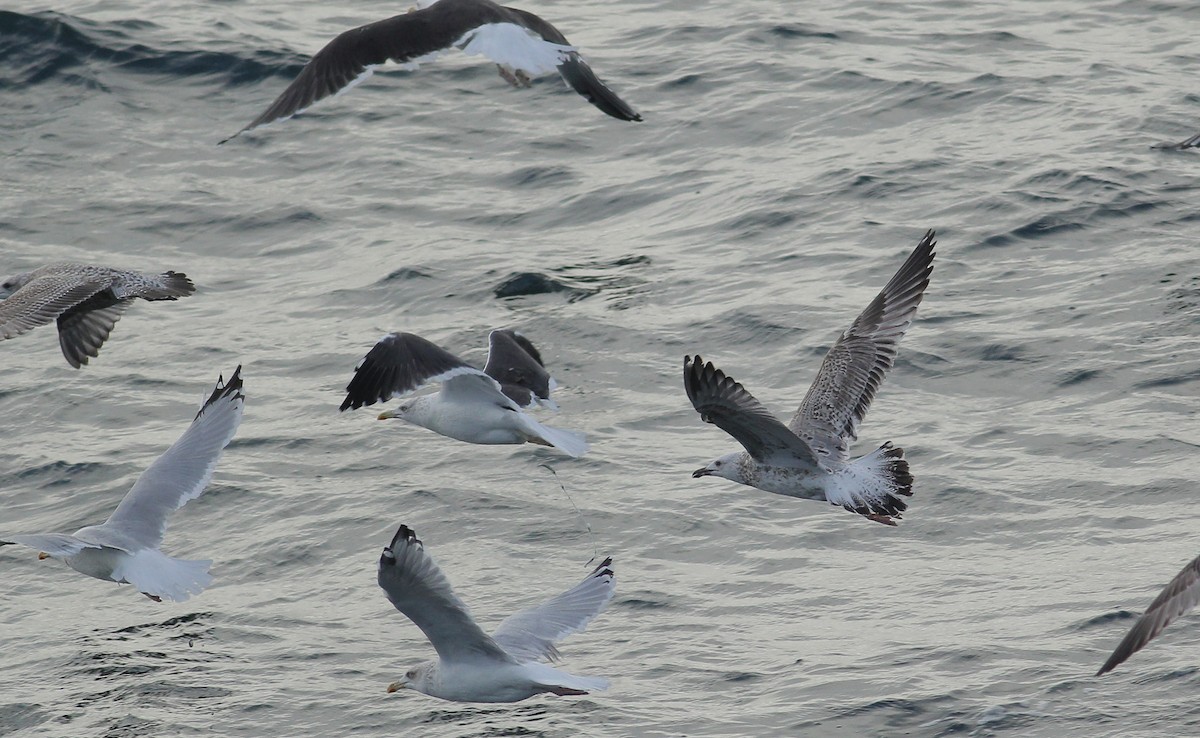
[341,329,587,457]
[1097,552,1200,675]
[221,0,641,143]
[684,230,936,526]
[378,524,614,702]
[0,263,195,368]
[0,367,244,602]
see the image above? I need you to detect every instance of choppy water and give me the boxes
[2,0,1200,735]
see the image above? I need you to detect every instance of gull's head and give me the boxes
[693,452,741,481]
[387,663,433,695]
[0,271,33,300]
[377,401,414,422]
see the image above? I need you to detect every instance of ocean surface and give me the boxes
[2,0,1199,735]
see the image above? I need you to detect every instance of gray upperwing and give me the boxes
[102,367,244,550]
[788,230,936,461]
[377,524,514,663]
[492,557,614,663]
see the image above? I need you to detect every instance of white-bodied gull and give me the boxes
[0,263,195,368]
[1098,552,1200,675]
[378,524,614,702]
[0,367,244,602]
[341,329,587,457]
[684,230,936,526]
[222,0,641,143]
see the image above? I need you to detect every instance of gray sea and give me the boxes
[2,0,1200,735]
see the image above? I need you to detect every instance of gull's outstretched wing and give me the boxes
[55,291,130,368]
[377,524,514,664]
[1153,132,1200,150]
[1098,553,1200,675]
[684,355,821,468]
[484,329,556,408]
[0,275,108,341]
[341,332,474,411]
[502,6,642,122]
[0,533,99,558]
[789,230,935,462]
[492,557,614,663]
[100,367,245,550]
[222,0,590,142]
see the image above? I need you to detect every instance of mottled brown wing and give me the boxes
[789,231,935,461]
[0,276,107,341]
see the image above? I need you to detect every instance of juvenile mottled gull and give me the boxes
[684,230,936,526]
[378,524,613,702]
[0,263,195,368]
[0,367,243,602]
[341,330,587,457]
[1097,552,1200,675]
[222,0,641,143]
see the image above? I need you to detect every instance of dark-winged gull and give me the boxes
[222,0,641,143]
[1153,132,1200,150]
[0,367,244,602]
[1097,552,1200,675]
[341,329,587,456]
[683,230,936,526]
[378,524,613,702]
[0,263,195,368]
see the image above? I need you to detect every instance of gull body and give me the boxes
[685,230,935,526]
[343,330,587,456]
[379,524,613,702]
[0,367,244,602]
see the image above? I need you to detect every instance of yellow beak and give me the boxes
[386,681,405,693]
[38,552,49,560]
[378,410,396,420]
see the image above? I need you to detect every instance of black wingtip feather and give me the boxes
[197,365,244,419]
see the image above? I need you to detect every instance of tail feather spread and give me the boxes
[827,442,913,526]
[115,548,212,602]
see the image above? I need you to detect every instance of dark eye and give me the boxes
[715,461,722,467]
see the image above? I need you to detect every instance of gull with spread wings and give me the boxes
[684,230,936,526]
[378,524,614,702]
[0,263,195,368]
[222,0,641,143]
[0,367,244,602]
[341,329,587,457]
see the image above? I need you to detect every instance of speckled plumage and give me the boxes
[685,230,935,526]
[0,263,195,368]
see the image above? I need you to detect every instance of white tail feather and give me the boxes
[114,548,212,602]
[519,416,589,457]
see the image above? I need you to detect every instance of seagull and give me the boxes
[221,0,641,143]
[1152,132,1200,150]
[0,263,195,368]
[683,230,936,526]
[378,524,613,702]
[0,367,244,602]
[341,329,588,457]
[1097,553,1200,675]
